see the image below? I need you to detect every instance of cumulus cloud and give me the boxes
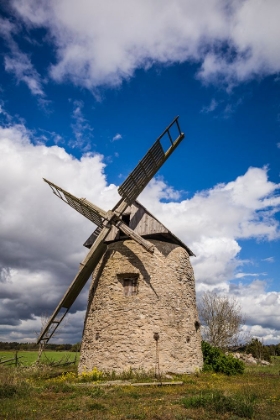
[230,281,280,343]
[0,123,118,342]
[6,0,280,90]
[0,121,279,342]
[141,166,280,252]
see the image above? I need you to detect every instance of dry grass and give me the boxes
[1,359,280,419]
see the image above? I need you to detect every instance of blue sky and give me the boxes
[0,0,279,344]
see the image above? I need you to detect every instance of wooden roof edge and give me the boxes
[134,200,196,257]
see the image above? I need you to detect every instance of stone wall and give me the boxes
[79,239,203,374]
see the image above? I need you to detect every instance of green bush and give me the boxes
[202,341,244,375]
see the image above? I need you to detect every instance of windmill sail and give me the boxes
[118,116,184,204]
[43,179,106,227]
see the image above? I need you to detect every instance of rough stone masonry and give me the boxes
[79,239,203,374]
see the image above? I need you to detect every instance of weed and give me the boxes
[87,402,107,411]
[0,384,17,398]
[89,386,105,397]
[181,390,255,418]
[1,359,280,419]
[50,370,77,383]
[129,391,140,399]
[43,381,73,393]
[79,366,103,382]
[104,367,156,382]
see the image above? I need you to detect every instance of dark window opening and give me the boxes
[122,214,130,225]
[119,214,130,238]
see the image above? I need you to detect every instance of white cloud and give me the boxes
[235,272,266,279]
[8,0,280,90]
[0,100,12,123]
[0,16,44,96]
[230,281,280,342]
[141,166,280,241]
[70,100,94,150]
[139,167,280,288]
[0,16,17,42]
[5,51,44,96]
[201,98,218,113]
[242,324,280,345]
[0,122,119,341]
[112,133,122,141]
[262,257,275,263]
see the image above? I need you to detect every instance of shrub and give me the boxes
[246,338,271,362]
[202,341,244,375]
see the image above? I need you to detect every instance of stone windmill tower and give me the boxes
[38,117,203,374]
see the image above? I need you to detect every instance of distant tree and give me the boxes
[71,342,81,352]
[267,344,276,356]
[276,344,280,356]
[198,291,244,350]
[246,338,271,362]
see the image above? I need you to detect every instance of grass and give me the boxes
[0,350,78,366]
[0,356,280,419]
[181,390,256,418]
[245,356,280,375]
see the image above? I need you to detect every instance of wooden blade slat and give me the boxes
[118,117,184,204]
[118,140,165,204]
[43,179,106,227]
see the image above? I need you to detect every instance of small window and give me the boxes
[123,277,138,297]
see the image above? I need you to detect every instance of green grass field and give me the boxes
[0,350,78,366]
[0,353,280,419]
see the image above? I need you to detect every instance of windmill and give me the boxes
[37,116,203,374]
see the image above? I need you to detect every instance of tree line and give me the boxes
[0,342,81,351]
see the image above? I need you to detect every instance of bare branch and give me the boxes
[198,292,245,350]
